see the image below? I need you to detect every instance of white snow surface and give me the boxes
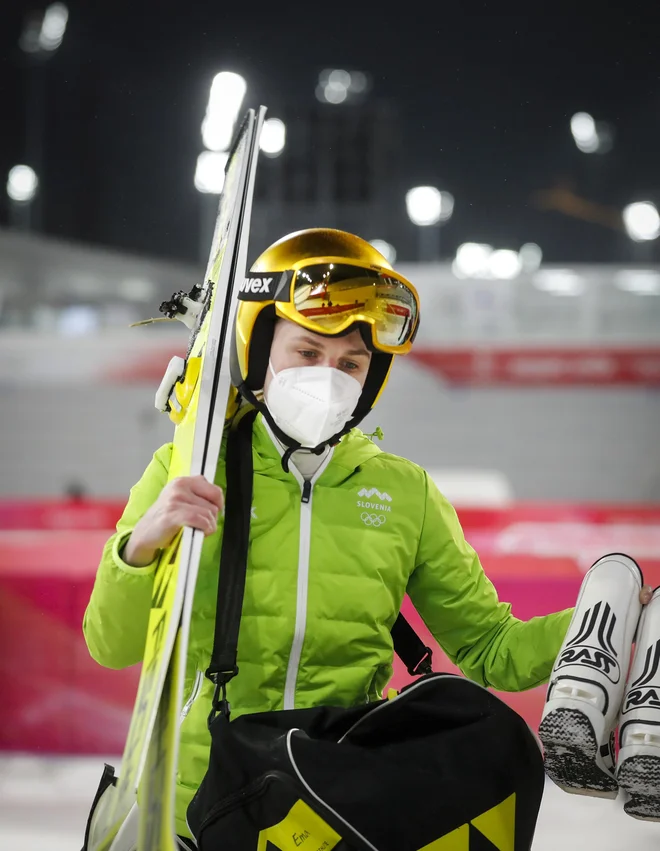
[0,754,658,850]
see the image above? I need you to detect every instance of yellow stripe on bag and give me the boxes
[418,793,516,851]
[256,799,342,851]
[418,823,469,850]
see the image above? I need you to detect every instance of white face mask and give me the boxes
[264,362,363,448]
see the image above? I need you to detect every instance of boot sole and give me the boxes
[618,755,660,821]
[539,708,618,797]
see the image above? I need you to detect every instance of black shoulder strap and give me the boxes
[206,407,258,718]
[391,613,433,676]
[206,410,432,719]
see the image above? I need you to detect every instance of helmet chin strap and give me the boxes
[236,383,357,473]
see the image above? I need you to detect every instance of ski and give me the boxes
[86,105,265,851]
[138,104,266,851]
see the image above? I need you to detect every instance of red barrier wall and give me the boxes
[1,500,659,754]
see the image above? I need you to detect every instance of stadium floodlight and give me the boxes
[316,69,369,102]
[7,165,38,202]
[519,242,543,272]
[369,239,397,265]
[489,249,522,280]
[194,151,229,194]
[453,243,493,278]
[328,69,351,89]
[260,118,286,157]
[406,186,453,227]
[39,3,68,51]
[20,3,68,54]
[322,84,347,104]
[316,69,352,104]
[533,269,585,296]
[202,71,246,152]
[622,201,660,242]
[571,112,599,154]
[569,112,614,155]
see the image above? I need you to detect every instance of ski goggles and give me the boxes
[265,262,420,354]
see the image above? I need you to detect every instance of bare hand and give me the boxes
[124,476,224,566]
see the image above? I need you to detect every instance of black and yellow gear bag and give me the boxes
[186,412,545,851]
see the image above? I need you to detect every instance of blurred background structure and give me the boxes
[1,4,659,849]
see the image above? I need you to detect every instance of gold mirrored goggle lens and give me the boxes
[291,264,418,349]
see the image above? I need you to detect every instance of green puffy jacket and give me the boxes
[83,415,572,838]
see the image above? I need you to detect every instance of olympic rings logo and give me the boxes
[361,512,386,527]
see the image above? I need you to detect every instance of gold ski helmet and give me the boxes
[230,228,420,444]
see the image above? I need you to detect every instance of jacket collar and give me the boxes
[251,413,382,488]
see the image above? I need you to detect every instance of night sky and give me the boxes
[1,3,659,264]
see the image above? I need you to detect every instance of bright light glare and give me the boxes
[406,186,453,226]
[407,187,441,226]
[622,202,660,242]
[195,151,229,194]
[453,243,532,279]
[533,269,585,296]
[577,137,600,154]
[209,71,247,110]
[7,165,38,202]
[260,118,286,157]
[570,112,601,153]
[39,3,68,51]
[324,84,348,104]
[571,112,596,144]
[489,249,522,279]
[202,114,238,153]
[328,69,351,89]
[615,270,660,295]
[317,69,351,104]
[202,72,246,151]
[519,242,543,272]
[58,305,99,336]
[454,243,493,277]
[369,240,397,265]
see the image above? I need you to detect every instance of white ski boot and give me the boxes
[616,585,660,821]
[538,553,643,797]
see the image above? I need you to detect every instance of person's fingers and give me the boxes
[640,584,653,605]
[177,505,217,536]
[167,478,223,513]
[170,489,219,513]
[187,476,225,510]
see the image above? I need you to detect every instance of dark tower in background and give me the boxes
[246,97,403,262]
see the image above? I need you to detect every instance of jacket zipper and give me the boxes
[180,670,203,721]
[282,455,333,710]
